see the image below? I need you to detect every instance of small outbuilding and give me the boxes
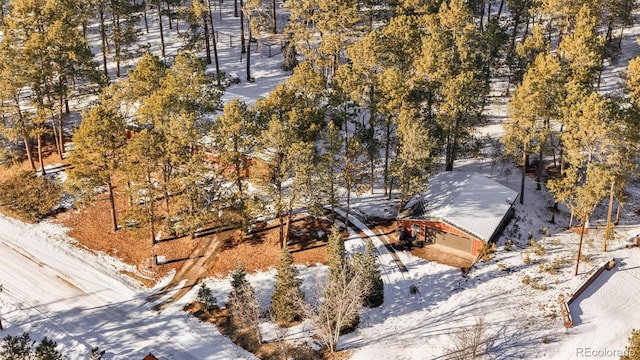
[398,171,518,257]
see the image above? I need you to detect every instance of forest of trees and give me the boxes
[1,0,640,261]
[3,0,640,356]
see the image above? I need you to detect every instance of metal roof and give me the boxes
[400,171,518,241]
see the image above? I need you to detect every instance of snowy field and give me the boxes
[2,1,640,359]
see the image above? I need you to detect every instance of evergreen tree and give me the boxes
[326,224,347,280]
[229,260,249,299]
[196,283,217,312]
[284,0,361,77]
[90,346,106,360]
[0,171,63,222]
[391,107,433,208]
[67,93,126,232]
[1,332,34,360]
[502,53,563,204]
[620,329,640,360]
[557,5,604,90]
[271,247,305,323]
[319,121,343,223]
[414,0,488,171]
[354,240,384,308]
[34,337,63,360]
[210,99,257,220]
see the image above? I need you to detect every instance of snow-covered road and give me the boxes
[0,215,255,359]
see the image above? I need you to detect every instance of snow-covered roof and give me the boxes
[400,171,518,242]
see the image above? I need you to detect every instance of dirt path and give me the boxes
[147,235,222,311]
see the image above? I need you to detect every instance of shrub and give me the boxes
[530,239,546,256]
[504,239,513,251]
[0,171,62,221]
[478,243,496,262]
[523,254,531,265]
[531,280,548,291]
[522,275,531,285]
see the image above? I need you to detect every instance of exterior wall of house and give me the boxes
[400,219,484,256]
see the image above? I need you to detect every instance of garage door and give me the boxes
[434,230,472,254]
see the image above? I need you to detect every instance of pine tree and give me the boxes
[196,283,217,312]
[67,95,126,232]
[229,260,249,300]
[210,99,257,219]
[557,5,604,90]
[502,53,563,204]
[326,224,347,280]
[1,332,34,360]
[414,0,487,171]
[34,337,63,360]
[391,108,433,208]
[620,329,640,360]
[90,346,106,360]
[355,240,384,308]
[271,247,305,323]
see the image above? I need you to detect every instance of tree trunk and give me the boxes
[614,201,621,225]
[37,133,45,175]
[520,147,526,204]
[240,0,246,54]
[207,0,221,86]
[50,115,62,160]
[143,1,149,33]
[536,146,542,190]
[497,0,504,17]
[507,11,521,64]
[603,182,614,251]
[234,0,239,17]
[58,93,65,159]
[246,21,251,81]
[277,183,284,248]
[23,135,35,170]
[112,12,121,78]
[575,213,587,276]
[202,1,212,65]
[108,177,118,232]
[99,9,108,78]
[271,0,277,33]
[383,121,391,196]
[157,0,166,60]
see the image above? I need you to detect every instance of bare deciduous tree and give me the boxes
[303,262,371,352]
[228,282,262,344]
[447,315,495,360]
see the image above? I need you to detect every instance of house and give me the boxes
[398,171,518,257]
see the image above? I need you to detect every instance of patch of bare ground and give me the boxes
[184,302,350,360]
[209,217,332,276]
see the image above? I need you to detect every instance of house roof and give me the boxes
[399,171,518,242]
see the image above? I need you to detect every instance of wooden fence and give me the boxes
[562,258,616,328]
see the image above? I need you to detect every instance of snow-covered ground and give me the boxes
[3,2,640,359]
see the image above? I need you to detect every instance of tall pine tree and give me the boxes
[271,247,305,323]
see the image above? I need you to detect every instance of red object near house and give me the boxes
[143,353,158,360]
